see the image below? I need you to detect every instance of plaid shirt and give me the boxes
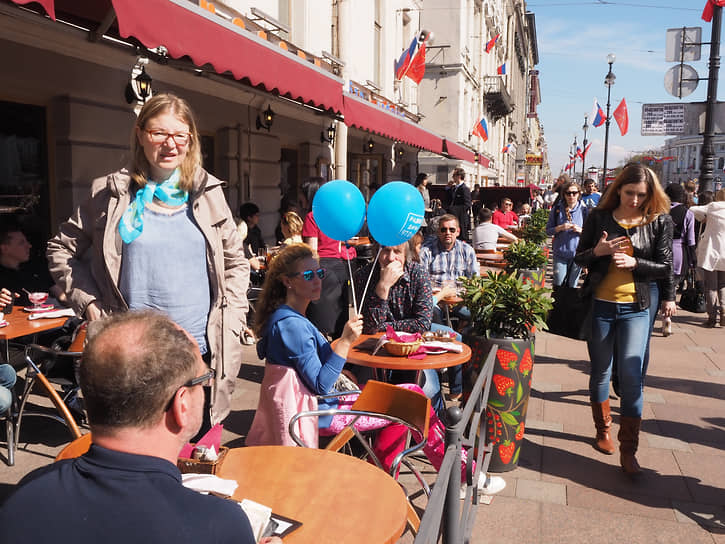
[355,260,433,334]
[420,238,478,285]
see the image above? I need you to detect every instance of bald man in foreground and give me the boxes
[0,311,278,543]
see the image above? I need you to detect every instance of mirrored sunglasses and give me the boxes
[289,268,326,281]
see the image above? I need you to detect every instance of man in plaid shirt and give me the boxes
[419,214,478,399]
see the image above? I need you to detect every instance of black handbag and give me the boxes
[546,265,592,340]
[679,268,707,313]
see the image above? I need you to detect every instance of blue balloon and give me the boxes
[311,180,366,241]
[367,182,425,246]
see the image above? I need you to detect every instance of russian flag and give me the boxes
[582,142,592,158]
[395,31,429,84]
[485,33,500,53]
[497,63,506,75]
[472,117,489,141]
[576,146,583,159]
[502,144,510,154]
[590,97,606,127]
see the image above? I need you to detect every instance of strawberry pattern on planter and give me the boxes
[463,334,534,472]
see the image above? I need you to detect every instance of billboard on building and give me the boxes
[641,103,685,135]
[525,153,543,165]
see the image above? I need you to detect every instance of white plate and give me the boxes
[425,349,447,355]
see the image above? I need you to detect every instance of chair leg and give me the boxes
[406,499,420,535]
[5,415,14,466]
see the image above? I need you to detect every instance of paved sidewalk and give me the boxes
[2,310,724,543]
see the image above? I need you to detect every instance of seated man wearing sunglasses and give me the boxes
[0,311,277,544]
[419,214,478,400]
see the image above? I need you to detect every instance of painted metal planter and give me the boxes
[463,334,534,472]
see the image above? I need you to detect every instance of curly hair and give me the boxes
[253,243,316,337]
[131,93,202,191]
[597,163,669,219]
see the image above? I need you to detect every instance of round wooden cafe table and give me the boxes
[336,333,471,373]
[217,446,408,544]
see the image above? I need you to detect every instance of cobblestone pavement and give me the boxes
[2,309,724,543]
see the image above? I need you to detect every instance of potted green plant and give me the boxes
[519,207,549,245]
[502,240,547,288]
[460,271,552,472]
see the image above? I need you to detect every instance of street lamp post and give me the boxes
[581,115,589,181]
[572,135,578,179]
[602,53,616,186]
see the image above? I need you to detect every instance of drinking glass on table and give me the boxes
[28,291,49,310]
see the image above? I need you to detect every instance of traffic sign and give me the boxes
[664,64,699,98]
[665,27,702,62]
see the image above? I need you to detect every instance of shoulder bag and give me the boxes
[546,264,592,340]
[679,268,707,313]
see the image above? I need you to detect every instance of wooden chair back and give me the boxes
[351,380,430,438]
[55,432,92,461]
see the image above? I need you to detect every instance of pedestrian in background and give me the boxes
[575,163,674,476]
[662,183,696,336]
[689,189,725,328]
[547,181,587,287]
[300,177,356,340]
[448,168,472,243]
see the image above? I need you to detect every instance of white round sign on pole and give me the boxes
[664,64,699,98]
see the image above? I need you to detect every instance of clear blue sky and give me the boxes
[528,0,716,180]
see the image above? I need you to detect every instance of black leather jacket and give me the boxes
[575,208,674,310]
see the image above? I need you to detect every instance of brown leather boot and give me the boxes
[590,401,616,454]
[618,416,642,476]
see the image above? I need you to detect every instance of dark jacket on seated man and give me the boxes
[0,311,255,544]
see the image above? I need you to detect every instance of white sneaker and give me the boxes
[460,473,506,499]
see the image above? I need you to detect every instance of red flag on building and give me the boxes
[613,98,629,136]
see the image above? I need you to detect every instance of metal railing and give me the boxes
[413,344,498,544]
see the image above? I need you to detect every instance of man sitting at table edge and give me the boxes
[0,311,279,544]
[353,241,444,414]
[472,208,518,251]
[0,217,67,308]
[419,214,478,401]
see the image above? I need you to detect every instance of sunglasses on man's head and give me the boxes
[289,268,326,281]
[439,227,457,233]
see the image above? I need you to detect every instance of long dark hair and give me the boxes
[253,243,316,337]
[300,177,324,214]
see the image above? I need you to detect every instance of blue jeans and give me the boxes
[430,317,464,395]
[587,289,657,417]
[552,257,581,287]
[0,363,17,416]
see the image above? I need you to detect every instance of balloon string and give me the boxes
[345,245,358,316]
[358,247,381,316]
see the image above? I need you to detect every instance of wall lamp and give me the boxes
[364,137,375,153]
[396,146,405,159]
[124,61,153,104]
[256,105,275,131]
[321,124,336,144]
[474,151,480,163]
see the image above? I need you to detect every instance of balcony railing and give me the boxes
[482,76,514,121]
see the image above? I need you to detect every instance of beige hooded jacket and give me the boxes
[47,167,250,424]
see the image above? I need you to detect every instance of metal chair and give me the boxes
[289,380,431,532]
[14,323,87,452]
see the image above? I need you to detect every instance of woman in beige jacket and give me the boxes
[47,93,250,428]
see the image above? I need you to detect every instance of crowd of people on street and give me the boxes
[3,90,725,539]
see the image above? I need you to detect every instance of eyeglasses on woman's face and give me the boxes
[288,268,326,281]
[144,129,191,146]
[565,191,580,196]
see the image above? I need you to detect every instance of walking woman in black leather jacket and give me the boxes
[575,163,675,476]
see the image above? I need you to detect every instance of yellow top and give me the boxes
[595,222,637,302]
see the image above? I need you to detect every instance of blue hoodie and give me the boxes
[257,305,346,427]
[546,200,588,260]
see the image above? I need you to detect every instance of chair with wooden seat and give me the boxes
[14,322,87,451]
[55,432,92,461]
[288,380,431,532]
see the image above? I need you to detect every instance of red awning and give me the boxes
[9,0,55,19]
[443,139,475,163]
[110,0,344,113]
[343,93,443,154]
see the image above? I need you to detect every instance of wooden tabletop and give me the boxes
[336,333,471,371]
[347,236,371,246]
[217,446,408,544]
[0,309,70,341]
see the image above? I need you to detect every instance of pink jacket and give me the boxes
[247,364,318,447]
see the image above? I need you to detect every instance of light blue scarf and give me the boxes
[119,169,189,243]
